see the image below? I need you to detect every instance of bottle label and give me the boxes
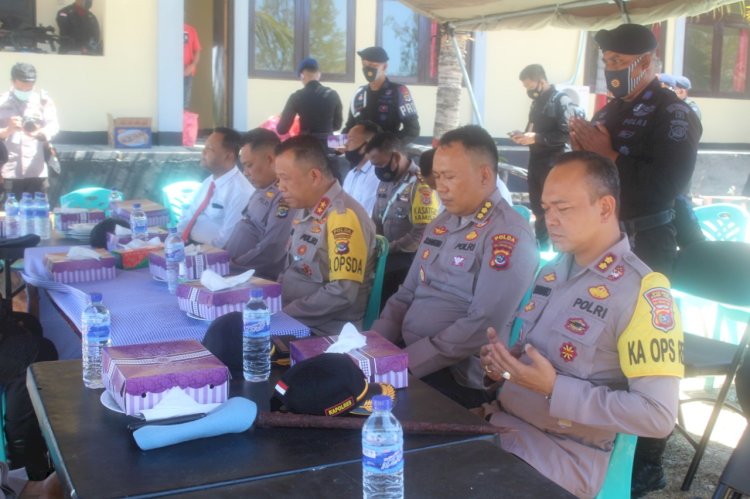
[85,324,110,340]
[243,320,269,336]
[362,443,403,474]
[166,248,185,261]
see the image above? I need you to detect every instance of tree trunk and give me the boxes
[433,28,470,145]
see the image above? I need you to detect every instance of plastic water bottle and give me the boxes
[362,395,404,499]
[242,288,271,381]
[130,202,148,241]
[108,188,123,217]
[18,192,33,236]
[81,292,112,389]
[33,192,50,239]
[4,193,19,238]
[164,226,185,294]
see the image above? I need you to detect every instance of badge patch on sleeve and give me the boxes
[617,272,684,378]
[327,208,367,283]
[411,183,439,225]
[489,233,516,271]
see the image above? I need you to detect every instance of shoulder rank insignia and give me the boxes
[475,200,493,221]
[596,253,616,272]
[313,197,330,218]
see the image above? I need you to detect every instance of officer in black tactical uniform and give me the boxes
[56,0,102,55]
[569,23,702,497]
[343,46,420,145]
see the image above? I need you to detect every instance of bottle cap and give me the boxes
[250,288,264,300]
[372,394,392,412]
[89,292,103,303]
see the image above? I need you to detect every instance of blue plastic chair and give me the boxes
[694,203,748,242]
[162,181,202,226]
[59,187,112,211]
[363,235,389,331]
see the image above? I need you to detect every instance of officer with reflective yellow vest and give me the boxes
[366,132,439,305]
[274,135,376,336]
[479,151,682,498]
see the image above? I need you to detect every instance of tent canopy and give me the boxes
[398,0,738,31]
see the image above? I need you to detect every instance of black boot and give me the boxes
[631,435,670,497]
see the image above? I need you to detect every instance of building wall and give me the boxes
[185,0,214,128]
[245,0,474,137]
[0,0,157,132]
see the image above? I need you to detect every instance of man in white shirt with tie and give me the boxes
[341,121,380,216]
[178,127,254,247]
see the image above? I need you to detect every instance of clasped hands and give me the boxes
[480,327,557,398]
[568,117,618,162]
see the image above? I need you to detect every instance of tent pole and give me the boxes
[447,25,484,127]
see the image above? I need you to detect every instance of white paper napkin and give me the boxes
[325,322,367,353]
[138,387,221,421]
[184,244,202,256]
[200,269,255,292]
[66,246,102,260]
[114,225,132,236]
[123,237,162,249]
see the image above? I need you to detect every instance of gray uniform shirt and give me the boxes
[279,181,376,336]
[489,236,683,498]
[372,162,438,254]
[223,183,296,280]
[373,189,538,386]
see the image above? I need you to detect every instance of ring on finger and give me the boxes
[502,371,512,381]
[484,364,493,374]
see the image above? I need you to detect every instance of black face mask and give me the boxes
[526,82,543,100]
[344,144,366,167]
[374,154,398,182]
[363,66,378,83]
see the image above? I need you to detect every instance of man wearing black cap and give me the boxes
[342,46,420,144]
[569,23,702,497]
[56,0,102,55]
[277,57,343,143]
[0,63,59,202]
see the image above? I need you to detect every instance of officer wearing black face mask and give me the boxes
[513,64,574,250]
[342,46,420,145]
[57,0,102,55]
[341,121,381,216]
[366,132,438,308]
[569,23,701,498]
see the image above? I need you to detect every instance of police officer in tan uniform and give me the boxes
[479,151,683,498]
[275,135,376,336]
[367,132,439,306]
[224,128,295,280]
[373,125,538,408]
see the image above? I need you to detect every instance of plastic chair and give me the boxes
[512,204,532,222]
[0,388,6,462]
[0,234,40,316]
[363,235,389,331]
[162,181,202,226]
[669,240,750,490]
[59,187,112,211]
[694,203,748,242]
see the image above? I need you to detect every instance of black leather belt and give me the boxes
[622,209,675,234]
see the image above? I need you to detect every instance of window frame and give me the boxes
[248,0,356,82]
[683,12,750,99]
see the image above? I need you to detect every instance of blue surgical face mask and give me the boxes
[12,89,32,102]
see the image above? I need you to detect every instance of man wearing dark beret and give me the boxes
[342,46,420,144]
[569,23,702,497]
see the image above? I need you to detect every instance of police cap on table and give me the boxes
[357,46,389,63]
[11,62,37,82]
[595,24,657,55]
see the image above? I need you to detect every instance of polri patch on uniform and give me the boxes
[313,197,330,217]
[607,265,625,281]
[332,227,353,255]
[489,233,516,271]
[524,301,535,312]
[276,205,289,218]
[560,342,577,362]
[433,225,447,236]
[543,272,556,282]
[668,124,687,142]
[643,287,675,332]
[588,285,610,300]
[596,253,616,272]
[421,248,430,260]
[565,317,589,336]
[465,230,478,241]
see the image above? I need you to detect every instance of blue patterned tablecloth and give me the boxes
[23,246,310,346]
